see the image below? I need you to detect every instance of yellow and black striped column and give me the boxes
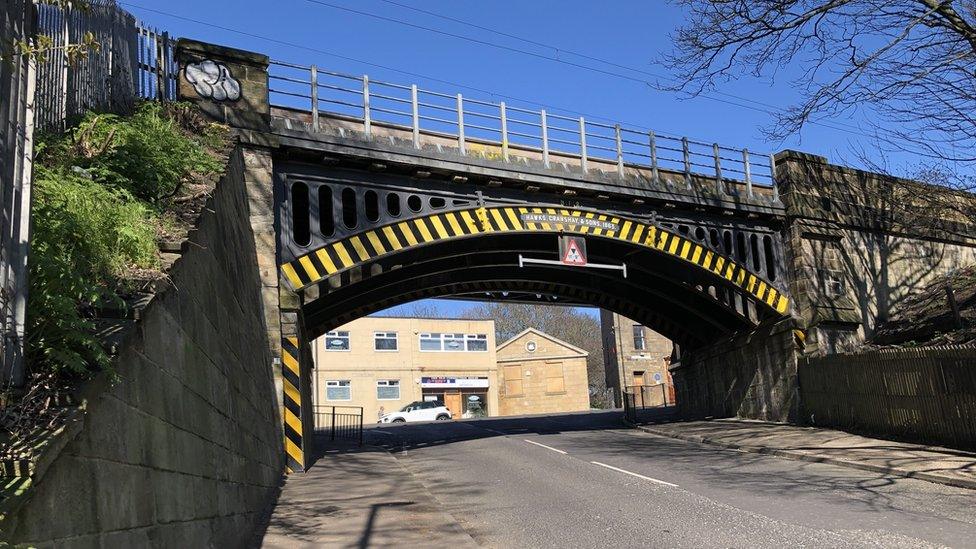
[281,336,306,473]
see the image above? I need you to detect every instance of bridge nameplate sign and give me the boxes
[520,213,618,232]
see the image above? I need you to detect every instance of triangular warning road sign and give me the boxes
[561,237,587,266]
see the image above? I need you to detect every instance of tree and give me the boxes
[664,0,976,163]
[461,303,611,406]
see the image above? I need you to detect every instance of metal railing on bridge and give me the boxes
[268,61,778,199]
[313,405,364,446]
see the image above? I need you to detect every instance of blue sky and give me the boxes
[122,0,918,317]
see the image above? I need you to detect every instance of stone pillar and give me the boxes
[175,38,270,131]
[775,150,864,354]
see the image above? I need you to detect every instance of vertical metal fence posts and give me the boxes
[314,405,365,446]
[34,0,175,130]
[266,62,780,199]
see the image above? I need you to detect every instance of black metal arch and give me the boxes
[298,231,770,347]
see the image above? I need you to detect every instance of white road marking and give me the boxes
[590,461,678,487]
[523,439,568,454]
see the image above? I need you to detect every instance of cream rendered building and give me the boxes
[311,316,499,421]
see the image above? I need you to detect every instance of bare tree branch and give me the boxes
[664,0,976,164]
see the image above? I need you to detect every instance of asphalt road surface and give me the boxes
[366,411,976,548]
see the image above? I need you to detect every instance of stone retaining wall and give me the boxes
[672,319,799,422]
[1,145,285,547]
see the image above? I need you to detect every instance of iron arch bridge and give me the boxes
[275,163,790,347]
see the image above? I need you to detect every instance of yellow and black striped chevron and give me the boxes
[281,336,305,473]
[280,206,789,315]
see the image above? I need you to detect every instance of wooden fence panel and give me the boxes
[799,346,976,449]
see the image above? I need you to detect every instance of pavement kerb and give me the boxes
[631,423,976,491]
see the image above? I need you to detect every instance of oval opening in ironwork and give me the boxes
[319,186,334,237]
[292,182,310,246]
[365,190,380,222]
[342,187,358,229]
[387,193,401,217]
[408,195,422,212]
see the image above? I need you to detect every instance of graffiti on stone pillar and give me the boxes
[184,60,241,101]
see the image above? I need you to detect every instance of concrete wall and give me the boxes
[496,329,590,416]
[671,319,799,422]
[1,146,285,547]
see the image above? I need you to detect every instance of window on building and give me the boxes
[326,380,351,400]
[419,332,442,351]
[503,364,523,396]
[325,331,350,351]
[419,332,488,352]
[374,332,398,351]
[376,379,400,400]
[820,268,845,297]
[465,334,488,351]
[632,325,646,350]
[443,333,465,351]
[545,361,566,394]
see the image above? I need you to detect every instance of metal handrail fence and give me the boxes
[313,405,364,446]
[268,61,778,199]
[34,0,175,131]
[627,383,671,409]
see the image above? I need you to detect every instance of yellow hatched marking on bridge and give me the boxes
[282,351,299,375]
[285,437,303,466]
[281,263,303,289]
[382,226,403,250]
[315,249,338,274]
[619,220,633,241]
[460,211,480,233]
[505,208,524,230]
[429,215,450,238]
[413,218,435,242]
[280,207,790,316]
[349,235,371,262]
[444,212,464,235]
[284,407,302,436]
[366,231,386,255]
[398,222,419,246]
[490,209,510,231]
[333,242,355,268]
[298,255,321,281]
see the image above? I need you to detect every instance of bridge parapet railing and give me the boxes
[268,61,778,203]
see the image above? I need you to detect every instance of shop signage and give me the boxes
[421,376,490,388]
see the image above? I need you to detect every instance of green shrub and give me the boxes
[40,102,223,206]
[27,166,158,375]
[26,101,226,378]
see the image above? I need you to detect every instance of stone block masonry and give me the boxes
[1,146,286,547]
[672,319,799,423]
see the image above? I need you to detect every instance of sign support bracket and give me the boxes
[518,255,628,278]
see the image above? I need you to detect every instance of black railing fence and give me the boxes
[623,383,671,423]
[313,405,364,446]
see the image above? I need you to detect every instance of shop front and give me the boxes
[420,376,491,418]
